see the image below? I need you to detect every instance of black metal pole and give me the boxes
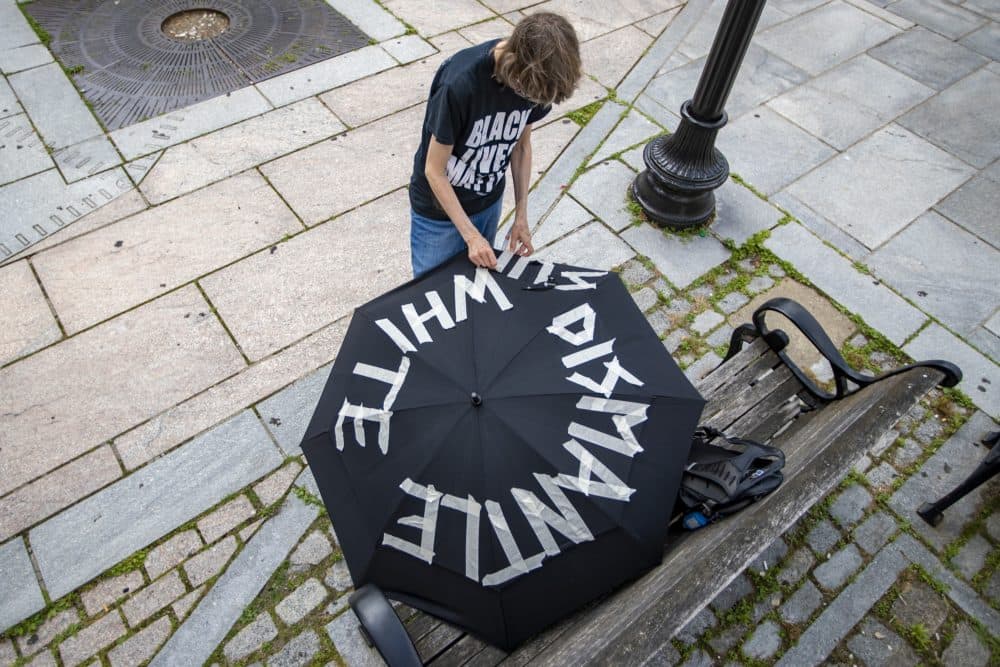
[632,0,768,229]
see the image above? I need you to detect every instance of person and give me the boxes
[408,12,582,278]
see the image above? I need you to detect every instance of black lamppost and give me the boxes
[633,0,768,229]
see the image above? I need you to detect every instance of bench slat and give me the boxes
[416,622,466,663]
[700,350,783,413]
[527,367,941,666]
[730,376,808,443]
[428,634,493,667]
[696,337,769,396]
[703,365,794,431]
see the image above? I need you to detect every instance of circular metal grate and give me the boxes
[25,0,370,130]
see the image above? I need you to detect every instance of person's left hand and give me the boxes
[507,216,534,256]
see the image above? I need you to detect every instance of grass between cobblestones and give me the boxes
[615,225,999,664]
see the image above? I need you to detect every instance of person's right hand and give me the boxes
[467,233,497,270]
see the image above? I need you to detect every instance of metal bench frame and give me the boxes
[350,298,961,666]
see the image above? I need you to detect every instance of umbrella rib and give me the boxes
[479,292,593,394]
[351,309,472,397]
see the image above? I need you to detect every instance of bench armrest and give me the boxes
[349,584,422,667]
[725,297,961,401]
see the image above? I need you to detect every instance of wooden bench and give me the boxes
[362,298,960,666]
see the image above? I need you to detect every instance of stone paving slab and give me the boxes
[0,43,51,74]
[531,195,594,248]
[0,167,133,261]
[712,179,784,245]
[381,34,437,65]
[890,410,997,548]
[961,21,1000,60]
[526,100,625,223]
[0,538,45,632]
[589,110,660,165]
[0,444,120,542]
[534,0,679,42]
[568,159,638,232]
[458,17,515,45]
[580,25,653,89]
[887,0,987,39]
[770,190,871,261]
[200,188,410,360]
[767,54,933,151]
[323,0,407,42]
[150,495,317,667]
[318,53,444,128]
[782,124,975,249]
[907,326,999,417]
[898,67,1000,168]
[646,44,810,124]
[0,2,40,52]
[621,223,730,289]
[718,106,835,195]
[59,611,125,667]
[255,46,398,108]
[755,0,900,76]
[30,410,282,600]
[868,26,989,90]
[326,608,385,667]
[110,88,273,161]
[33,171,300,334]
[0,285,245,498]
[0,114,53,186]
[936,158,1000,249]
[51,135,123,185]
[616,0,707,103]
[262,105,421,225]
[765,222,926,344]
[0,76,22,119]
[868,211,1000,336]
[384,0,494,36]
[0,258,60,366]
[21,189,148,257]
[534,220,636,270]
[258,364,332,456]
[637,6,683,38]
[108,616,171,667]
[677,0,788,61]
[113,317,347,471]
[140,98,345,204]
[8,63,103,150]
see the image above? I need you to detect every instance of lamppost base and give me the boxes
[631,171,717,230]
[631,100,729,230]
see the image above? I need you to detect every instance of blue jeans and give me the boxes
[410,198,502,278]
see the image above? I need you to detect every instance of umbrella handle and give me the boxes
[349,584,423,666]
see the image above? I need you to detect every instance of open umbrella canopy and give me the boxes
[301,251,705,650]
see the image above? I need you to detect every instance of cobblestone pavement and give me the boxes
[1,0,997,665]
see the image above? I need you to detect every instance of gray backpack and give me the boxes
[677,427,785,530]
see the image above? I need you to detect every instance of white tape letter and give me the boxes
[382,479,442,564]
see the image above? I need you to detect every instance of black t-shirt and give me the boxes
[410,39,550,220]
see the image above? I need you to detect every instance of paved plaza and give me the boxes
[1,0,998,664]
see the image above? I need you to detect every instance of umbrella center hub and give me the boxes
[470,392,483,407]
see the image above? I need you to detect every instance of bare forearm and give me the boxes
[510,140,532,219]
[425,171,479,242]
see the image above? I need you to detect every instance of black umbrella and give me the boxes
[301,251,705,651]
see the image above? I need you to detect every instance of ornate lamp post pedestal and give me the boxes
[632,0,768,230]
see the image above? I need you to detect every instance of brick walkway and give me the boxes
[0,0,997,665]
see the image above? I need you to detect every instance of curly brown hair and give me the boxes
[494,12,582,106]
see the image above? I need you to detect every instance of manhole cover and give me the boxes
[24,0,370,130]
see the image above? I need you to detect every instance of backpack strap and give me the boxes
[681,429,785,517]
